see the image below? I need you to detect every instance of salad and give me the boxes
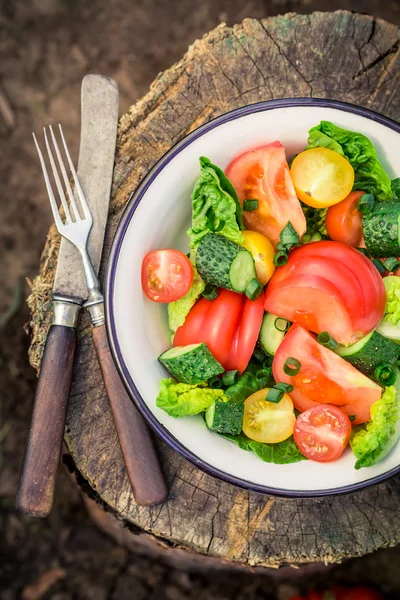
[141,120,400,468]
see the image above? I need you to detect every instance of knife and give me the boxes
[17,75,167,517]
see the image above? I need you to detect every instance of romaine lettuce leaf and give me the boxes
[156,378,226,417]
[391,178,400,200]
[350,385,400,469]
[223,433,306,464]
[225,370,273,404]
[167,268,205,332]
[187,156,244,251]
[382,276,400,326]
[307,121,392,202]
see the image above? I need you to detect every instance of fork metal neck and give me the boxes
[78,246,105,327]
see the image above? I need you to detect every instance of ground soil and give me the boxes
[2,1,400,598]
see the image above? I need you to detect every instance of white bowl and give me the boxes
[105,98,400,497]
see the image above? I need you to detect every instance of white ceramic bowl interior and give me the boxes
[106,99,400,496]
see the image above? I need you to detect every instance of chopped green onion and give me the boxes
[310,232,322,242]
[274,318,290,332]
[252,347,266,363]
[375,363,397,386]
[280,221,300,250]
[357,193,374,214]
[221,370,239,386]
[256,368,271,380]
[263,355,273,369]
[274,382,294,394]
[302,233,312,243]
[317,331,338,350]
[273,251,288,267]
[349,415,356,422]
[265,388,284,403]
[372,259,386,274]
[276,241,285,252]
[209,376,222,389]
[243,199,259,211]
[383,257,400,272]
[245,278,263,300]
[202,284,219,300]
[283,357,301,376]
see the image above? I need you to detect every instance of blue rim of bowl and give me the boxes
[105,97,400,498]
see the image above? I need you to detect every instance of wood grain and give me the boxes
[17,325,76,517]
[92,324,168,506]
[28,12,400,566]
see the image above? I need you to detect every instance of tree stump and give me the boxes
[29,11,400,569]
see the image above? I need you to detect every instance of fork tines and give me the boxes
[33,125,92,229]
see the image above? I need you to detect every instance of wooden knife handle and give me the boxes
[92,324,168,505]
[16,325,76,517]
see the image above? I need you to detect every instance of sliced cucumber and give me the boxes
[196,233,257,293]
[205,401,244,435]
[336,330,400,377]
[259,313,288,355]
[159,343,224,384]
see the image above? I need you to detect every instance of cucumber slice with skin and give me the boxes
[196,233,258,293]
[159,343,224,384]
[336,330,400,377]
[363,200,400,257]
[205,401,244,435]
[259,313,288,355]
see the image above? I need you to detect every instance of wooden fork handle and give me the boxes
[16,324,77,517]
[92,324,168,506]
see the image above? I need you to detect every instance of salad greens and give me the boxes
[302,204,328,240]
[156,378,226,418]
[168,268,205,332]
[307,121,393,202]
[377,277,400,341]
[391,178,400,200]
[225,370,273,404]
[224,432,306,464]
[187,156,244,251]
[350,385,400,469]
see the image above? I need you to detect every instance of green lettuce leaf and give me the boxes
[156,378,226,418]
[350,385,400,469]
[223,433,306,464]
[307,121,392,201]
[187,156,244,251]
[167,268,205,332]
[383,276,400,326]
[391,178,400,200]
[225,370,273,404]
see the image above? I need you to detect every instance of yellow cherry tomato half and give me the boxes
[290,147,355,208]
[243,389,296,443]
[242,230,275,285]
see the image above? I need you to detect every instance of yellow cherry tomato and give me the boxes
[290,147,355,208]
[242,230,275,285]
[243,389,296,443]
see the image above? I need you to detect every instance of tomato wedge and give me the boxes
[225,142,306,246]
[264,241,386,344]
[326,190,365,247]
[173,289,263,372]
[294,404,351,462]
[141,249,193,302]
[224,292,265,373]
[273,324,382,424]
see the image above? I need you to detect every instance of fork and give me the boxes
[18,125,167,510]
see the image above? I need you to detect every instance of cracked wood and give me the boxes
[28,11,400,568]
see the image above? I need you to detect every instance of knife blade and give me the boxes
[54,74,118,301]
[16,76,119,517]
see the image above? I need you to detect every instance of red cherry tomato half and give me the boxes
[141,249,193,302]
[326,190,365,247]
[273,324,382,424]
[225,142,306,246]
[294,404,351,462]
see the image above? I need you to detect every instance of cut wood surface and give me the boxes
[29,11,400,568]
